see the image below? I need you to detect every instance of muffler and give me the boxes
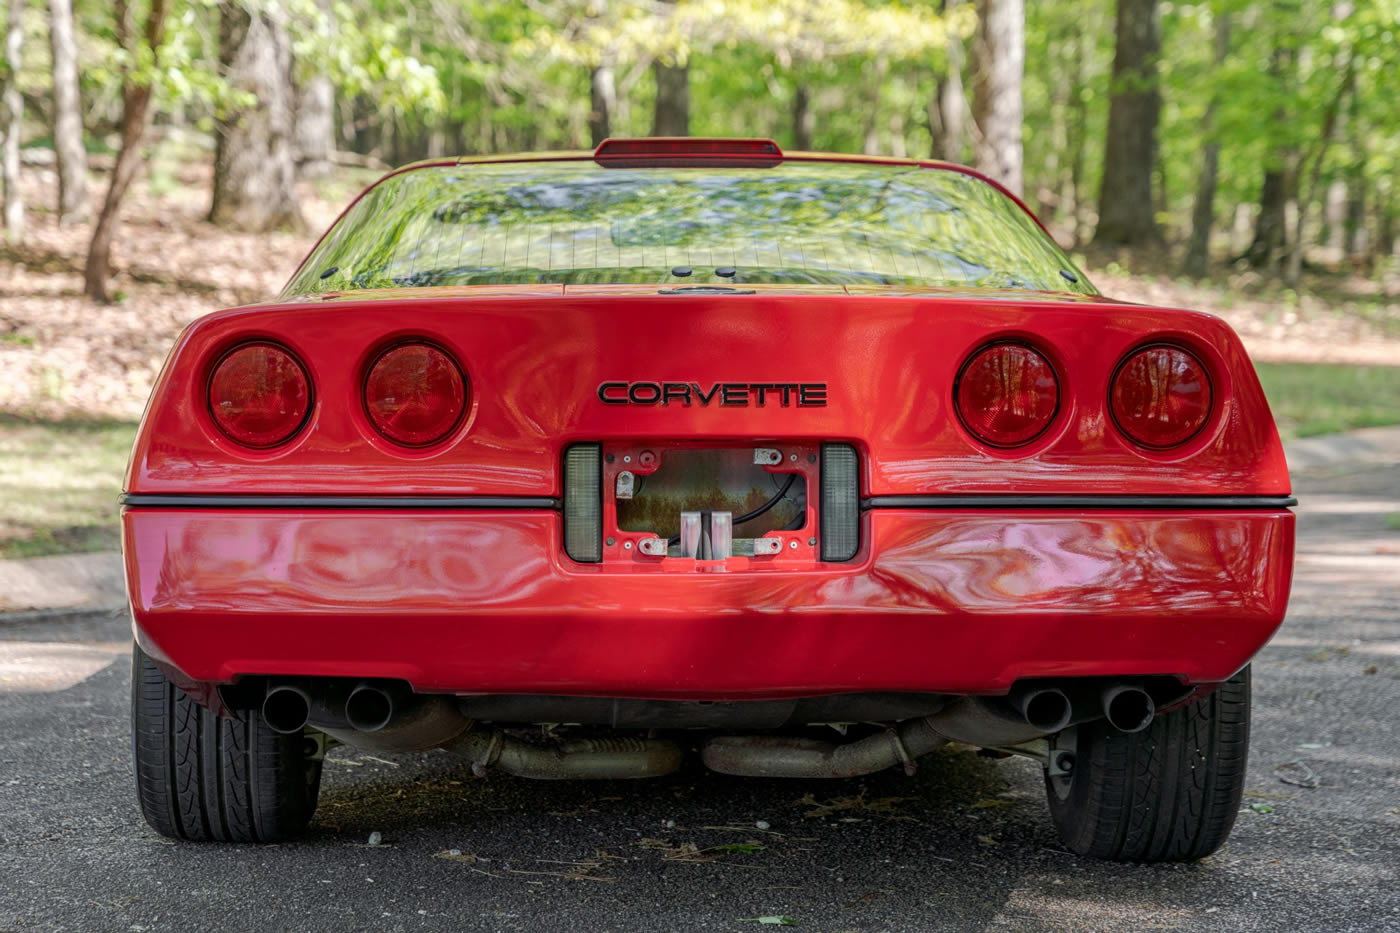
[1102,684,1155,733]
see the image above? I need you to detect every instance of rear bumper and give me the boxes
[123,506,1294,697]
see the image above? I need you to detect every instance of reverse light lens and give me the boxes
[563,444,602,563]
[955,343,1059,447]
[208,342,311,448]
[820,443,860,562]
[1110,345,1213,448]
[364,343,467,446]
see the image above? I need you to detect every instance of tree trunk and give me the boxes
[1066,23,1089,245]
[589,65,615,146]
[48,0,88,224]
[293,0,333,177]
[209,2,302,232]
[1183,8,1231,279]
[1243,20,1298,271]
[1244,169,1290,269]
[83,0,170,302]
[2,0,23,244]
[1379,193,1396,259]
[651,59,689,136]
[862,58,887,155]
[294,72,334,178]
[929,2,966,162]
[970,0,1024,195]
[1093,0,1162,247]
[1286,56,1355,286]
[792,83,813,151]
[1343,56,1366,260]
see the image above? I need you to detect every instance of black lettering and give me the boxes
[628,382,662,404]
[750,383,773,406]
[798,383,827,407]
[775,384,795,406]
[721,383,749,406]
[598,381,628,404]
[692,382,721,406]
[662,382,692,406]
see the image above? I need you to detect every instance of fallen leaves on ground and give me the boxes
[796,791,916,820]
[634,837,769,863]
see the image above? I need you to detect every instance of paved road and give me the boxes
[2,461,1397,933]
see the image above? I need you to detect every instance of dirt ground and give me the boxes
[3,161,1398,421]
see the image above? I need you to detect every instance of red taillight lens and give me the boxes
[208,342,311,448]
[955,343,1059,447]
[1110,345,1213,448]
[364,343,467,446]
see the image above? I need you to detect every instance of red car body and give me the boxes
[126,284,1293,700]
[123,141,1293,856]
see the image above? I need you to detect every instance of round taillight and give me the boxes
[208,342,311,448]
[1110,345,1213,448]
[364,343,467,446]
[955,343,1059,447]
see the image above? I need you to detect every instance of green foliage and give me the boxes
[0,416,136,559]
[15,0,1400,269]
[1255,362,1400,439]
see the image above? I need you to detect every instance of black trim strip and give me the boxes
[120,494,561,510]
[862,495,1297,510]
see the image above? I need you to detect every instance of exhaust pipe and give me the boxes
[702,687,1098,779]
[345,683,397,733]
[449,732,684,780]
[1008,683,1073,733]
[262,685,312,734]
[703,717,950,779]
[317,695,683,779]
[1102,684,1155,733]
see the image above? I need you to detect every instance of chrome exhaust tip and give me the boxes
[1008,684,1074,733]
[262,685,312,734]
[1102,685,1156,733]
[345,684,396,733]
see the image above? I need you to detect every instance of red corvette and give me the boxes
[125,138,1294,860]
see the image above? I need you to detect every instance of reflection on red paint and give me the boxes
[126,507,1293,696]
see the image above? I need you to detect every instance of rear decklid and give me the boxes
[125,286,1289,497]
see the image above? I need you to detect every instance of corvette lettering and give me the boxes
[598,381,827,407]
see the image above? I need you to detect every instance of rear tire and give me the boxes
[1044,666,1251,861]
[131,646,321,842]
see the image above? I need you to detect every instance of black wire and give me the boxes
[667,472,798,546]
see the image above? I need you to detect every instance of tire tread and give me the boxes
[130,646,319,842]
[1046,667,1250,861]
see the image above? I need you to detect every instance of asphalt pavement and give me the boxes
[1,458,1397,932]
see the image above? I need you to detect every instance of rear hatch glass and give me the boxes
[286,160,1093,296]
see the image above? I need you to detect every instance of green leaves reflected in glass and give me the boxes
[285,162,1095,295]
